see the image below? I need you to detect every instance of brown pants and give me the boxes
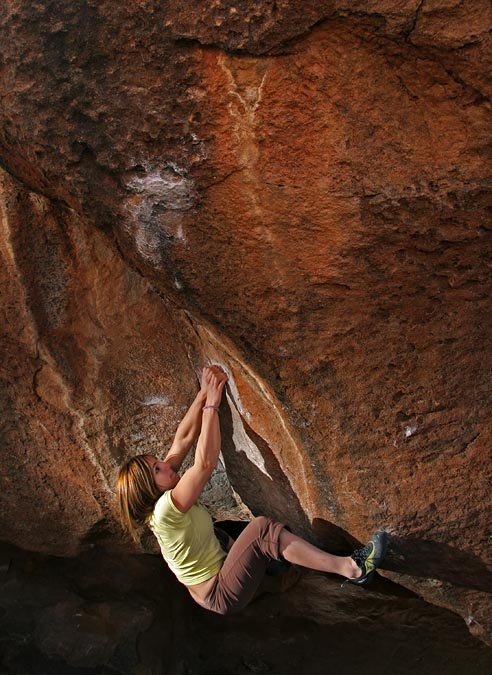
[202,516,285,616]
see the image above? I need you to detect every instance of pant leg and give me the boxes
[201,516,285,616]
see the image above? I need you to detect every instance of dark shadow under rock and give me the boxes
[1,542,492,675]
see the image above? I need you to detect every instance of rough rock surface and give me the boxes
[1,0,491,655]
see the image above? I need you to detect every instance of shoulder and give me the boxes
[151,490,187,526]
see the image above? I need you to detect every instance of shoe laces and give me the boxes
[351,542,373,565]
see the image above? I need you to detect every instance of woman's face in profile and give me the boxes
[144,456,180,492]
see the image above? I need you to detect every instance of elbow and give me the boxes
[194,436,221,474]
[195,455,217,475]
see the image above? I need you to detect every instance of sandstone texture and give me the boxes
[1,0,491,655]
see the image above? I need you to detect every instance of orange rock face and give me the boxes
[1,0,491,645]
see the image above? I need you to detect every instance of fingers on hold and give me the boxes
[205,364,228,386]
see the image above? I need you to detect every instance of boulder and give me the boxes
[0,0,491,645]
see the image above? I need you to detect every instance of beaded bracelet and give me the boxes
[202,405,220,411]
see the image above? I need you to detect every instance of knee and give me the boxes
[249,516,272,538]
[253,515,269,528]
[252,515,286,537]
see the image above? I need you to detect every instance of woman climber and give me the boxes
[116,365,387,616]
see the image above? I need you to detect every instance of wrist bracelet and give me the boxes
[202,405,219,411]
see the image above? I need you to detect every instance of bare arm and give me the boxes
[171,365,228,513]
[164,386,208,472]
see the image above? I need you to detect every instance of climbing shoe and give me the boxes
[342,530,388,588]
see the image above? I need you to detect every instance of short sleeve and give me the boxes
[152,490,188,528]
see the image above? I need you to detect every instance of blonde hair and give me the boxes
[116,455,162,543]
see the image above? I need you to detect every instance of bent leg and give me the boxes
[204,516,285,615]
[202,518,361,616]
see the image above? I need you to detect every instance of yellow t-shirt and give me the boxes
[148,490,226,586]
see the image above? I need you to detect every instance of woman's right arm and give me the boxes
[170,366,228,513]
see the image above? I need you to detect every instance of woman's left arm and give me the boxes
[164,386,207,472]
